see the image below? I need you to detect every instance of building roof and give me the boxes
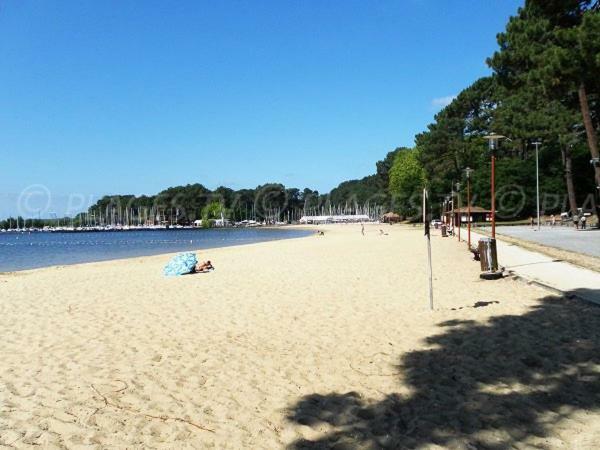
[445,206,491,214]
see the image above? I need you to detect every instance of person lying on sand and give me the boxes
[195,260,214,273]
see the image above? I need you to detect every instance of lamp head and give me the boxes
[484,133,506,151]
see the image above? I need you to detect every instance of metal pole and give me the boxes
[451,183,455,232]
[535,141,541,231]
[467,177,471,247]
[464,167,473,248]
[491,152,496,239]
[456,182,461,242]
[484,134,508,239]
[423,188,433,310]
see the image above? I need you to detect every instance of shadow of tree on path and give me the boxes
[287,294,600,449]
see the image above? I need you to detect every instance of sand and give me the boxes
[1,224,599,449]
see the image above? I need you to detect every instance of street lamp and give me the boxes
[450,181,455,232]
[455,181,461,242]
[532,140,542,231]
[483,134,506,238]
[442,199,446,222]
[592,157,600,229]
[481,134,508,280]
[446,194,453,230]
[464,167,474,248]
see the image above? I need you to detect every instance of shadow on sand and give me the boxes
[286,291,600,449]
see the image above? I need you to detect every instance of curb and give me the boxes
[505,270,600,307]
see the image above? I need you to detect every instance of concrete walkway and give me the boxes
[469,230,600,305]
[494,225,600,258]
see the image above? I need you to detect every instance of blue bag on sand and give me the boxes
[163,252,198,276]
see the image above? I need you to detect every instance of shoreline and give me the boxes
[0,224,312,234]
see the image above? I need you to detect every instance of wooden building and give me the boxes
[381,212,401,223]
[443,206,491,225]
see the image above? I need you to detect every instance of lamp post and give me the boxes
[442,200,446,225]
[444,196,449,225]
[445,195,451,235]
[532,141,542,231]
[450,183,455,233]
[592,157,600,229]
[455,181,461,242]
[483,134,506,238]
[464,167,474,248]
[481,134,507,280]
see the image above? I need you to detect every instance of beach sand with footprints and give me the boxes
[1,224,599,448]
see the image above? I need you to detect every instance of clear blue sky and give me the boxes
[0,0,523,217]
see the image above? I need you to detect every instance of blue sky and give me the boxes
[0,0,523,217]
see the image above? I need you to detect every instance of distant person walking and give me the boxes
[574,214,580,229]
[580,215,587,230]
[551,214,556,227]
[361,223,365,236]
[529,216,534,228]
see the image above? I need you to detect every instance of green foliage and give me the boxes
[412,1,600,220]
[328,175,384,206]
[376,148,407,189]
[487,0,600,219]
[201,201,224,227]
[388,149,425,218]
[416,77,497,203]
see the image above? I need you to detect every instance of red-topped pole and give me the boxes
[491,153,496,239]
[465,167,473,248]
[484,135,505,239]
[456,182,461,242]
[481,134,506,280]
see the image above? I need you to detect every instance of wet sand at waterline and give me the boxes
[1,224,599,449]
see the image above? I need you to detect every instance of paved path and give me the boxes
[470,230,600,305]
[493,225,600,258]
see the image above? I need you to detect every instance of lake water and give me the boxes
[0,228,312,272]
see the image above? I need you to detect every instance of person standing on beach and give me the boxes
[361,223,365,236]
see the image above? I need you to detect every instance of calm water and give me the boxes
[0,228,312,272]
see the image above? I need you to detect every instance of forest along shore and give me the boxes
[1,224,599,449]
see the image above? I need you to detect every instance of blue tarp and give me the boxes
[163,252,198,276]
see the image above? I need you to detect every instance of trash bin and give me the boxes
[478,238,498,272]
[441,225,447,237]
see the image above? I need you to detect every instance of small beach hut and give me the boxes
[382,212,401,223]
[444,206,491,225]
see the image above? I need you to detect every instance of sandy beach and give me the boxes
[1,224,599,449]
